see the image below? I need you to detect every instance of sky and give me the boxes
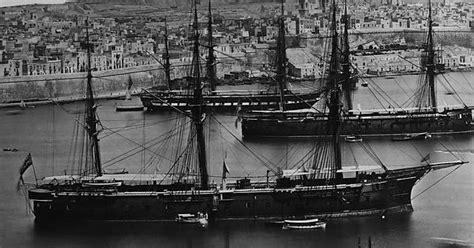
[0,0,65,8]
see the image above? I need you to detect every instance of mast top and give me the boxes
[85,17,102,177]
[191,0,209,190]
[207,0,217,93]
[426,0,437,109]
[281,0,284,16]
[276,0,287,111]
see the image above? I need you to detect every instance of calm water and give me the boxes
[0,72,473,247]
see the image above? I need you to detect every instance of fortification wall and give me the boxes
[0,59,248,104]
[0,65,162,103]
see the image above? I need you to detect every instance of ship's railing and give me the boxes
[142,89,320,97]
[242,105,471,119]
[221,181,276,190]
[241,111,328,119]
[349,105,470,115]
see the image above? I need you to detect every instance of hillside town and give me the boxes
[0,0,473,79]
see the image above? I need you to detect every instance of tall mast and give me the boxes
[163,18,172,90]
[207,0,217,94]
[191,0,209,189]
[341,0,353,112]
[328,0,342,178]
[426,0,437,110]
[276,0,287,111]
[85,18,102,176]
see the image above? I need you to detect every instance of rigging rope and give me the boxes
[358,142,388,171]
[211,115,279,174]
[411,165,462,200]
[438,72,466,105]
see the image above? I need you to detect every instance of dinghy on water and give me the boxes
[392,132,431,141]
[282,218,326,230]
[115,105,144,112]
[345,135,362,143]
[176,213,208,228]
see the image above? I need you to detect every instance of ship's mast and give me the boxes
[85,18,102,176]
[328,0,342,178]
[276,0,287,111]
[207,0,217,94]
[341,0,353,112]
[191,0,209,189]
[426,0,437,110]
[163,19,172,90]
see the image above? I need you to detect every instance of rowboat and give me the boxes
[282,218,326,230]
[176,213,208,228]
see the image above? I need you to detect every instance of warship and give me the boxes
[139,0,320,111]
[240,0,472,138]
[26,0,467,222]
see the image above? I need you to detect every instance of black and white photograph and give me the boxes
[0,0,473,247]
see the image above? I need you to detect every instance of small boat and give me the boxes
[115,105,145,112]
[282,218,326,230]
[176,213,208,228]
[82,181,123,187]
[445,91,454,95]
[392,132,431,141]
[3,147,19,152]
[345,135,362,143]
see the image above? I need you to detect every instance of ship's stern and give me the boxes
[28,188,55,220]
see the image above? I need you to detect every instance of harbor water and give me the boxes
[0,72,473,247]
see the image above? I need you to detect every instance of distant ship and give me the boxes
[139,0,320,111]
[240,0,472,138]
[25,0,467,222]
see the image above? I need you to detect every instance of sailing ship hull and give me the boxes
[28,167,426,221]
[241,107,472,137]
[140,91,320,111]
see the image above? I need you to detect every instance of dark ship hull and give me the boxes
[140,90,320,111]
[241,107,473,137]
[29,166,427,221]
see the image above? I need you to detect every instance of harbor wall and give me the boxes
[0,57,261,104]
[0,65,162,104]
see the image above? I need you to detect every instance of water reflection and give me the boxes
[30,214,416,248]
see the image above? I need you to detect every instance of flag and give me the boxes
[421,153,430,163]
[127,76,133,91]
[234,116,241,129]
[222,160,230,180]
[17,153,33,191]
[19,153,33,176]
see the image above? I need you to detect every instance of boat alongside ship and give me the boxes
[239,0,473,138]
[23,0,470,223]
[282,219,326,230]
[176,213,209,228]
